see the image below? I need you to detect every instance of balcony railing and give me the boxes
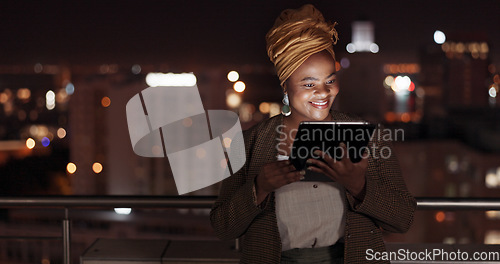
[1,196,500,264]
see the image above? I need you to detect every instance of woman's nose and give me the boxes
[314,84,330,97]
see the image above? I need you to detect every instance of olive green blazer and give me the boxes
[210,111,416,263]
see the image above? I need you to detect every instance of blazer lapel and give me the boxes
[262,114,282,164]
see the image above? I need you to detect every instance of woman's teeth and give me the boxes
[311,101,327,106]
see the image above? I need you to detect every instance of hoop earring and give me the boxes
[281,93,291,116]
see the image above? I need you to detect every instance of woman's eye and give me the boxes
[326,79,336,84]
[304,84,314,88]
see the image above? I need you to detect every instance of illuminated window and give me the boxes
[114,208,132,215]
[347,21,379,54]
[486,211,500,220]
[485,230,500,244]
[145,72,197,87]
[485,168,500,188]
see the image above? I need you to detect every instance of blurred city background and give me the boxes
[1,0,499,263]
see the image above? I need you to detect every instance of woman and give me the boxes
[210,4,416,264]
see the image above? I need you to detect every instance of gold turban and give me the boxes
[265,4,338,87]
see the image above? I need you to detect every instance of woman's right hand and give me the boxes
[254,160,305,204]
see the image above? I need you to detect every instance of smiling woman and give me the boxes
[284,50,339,125]
[210,4,416,264]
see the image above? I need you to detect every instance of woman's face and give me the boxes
[284,50,339,122]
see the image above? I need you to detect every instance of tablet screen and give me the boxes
[290,121,376,172]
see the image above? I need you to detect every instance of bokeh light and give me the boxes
[434,30,446,44]
[46,90,55,101]
[41,137,50,147]
[239,103,254,122]
[55,89,69,104]
[489,87,497,98]
[196,148,206,159]
[26,138,35,149]
[65,83,75,95]
[369,43,379,53]
[46,90,55,110]
[0,93,8,103]
[67,162,77,174]
[92,162,103,174]
[114,208,132,215]
[220,158,228,169]
[131,64,141,74]
[34,63,43,73]
[340,57,350,69]
[383,76,394,89]
[101,96,111,107]
[346,43,356,53]
[269,103,281,117]
[408,82,415,92]
[486,169,498,188]
[145,72,197,87]
[17,88,31,100]
[392,75,412,94]
[57,128,67,138]
[435,211,445,222]
[259,102,270,114]
[227,71,239,82]
[335,61,341,72]
[233,81,246,93]
[401,113,411,123]
[151,145,163,156]
[182,117,193,127]
[223,137,232,148]
[226,92,241,108]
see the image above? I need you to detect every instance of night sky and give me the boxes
[1,0,500,67]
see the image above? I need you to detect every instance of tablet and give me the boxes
[290,121,376,173]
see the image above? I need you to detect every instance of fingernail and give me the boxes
[300,176,305,180]
[306,159,313,164]
[299,170,306,175]
[313,150,320,155]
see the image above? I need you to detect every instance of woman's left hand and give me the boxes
[306,143,368,201]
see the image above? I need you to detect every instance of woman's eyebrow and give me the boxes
[300,73,336,82]
[300,76,319,81]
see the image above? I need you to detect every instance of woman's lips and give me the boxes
[309,100,329,109]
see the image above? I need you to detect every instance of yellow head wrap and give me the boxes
[265,4,338,87]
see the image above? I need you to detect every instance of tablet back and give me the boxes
[290,121,376,172]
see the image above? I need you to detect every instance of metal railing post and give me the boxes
[62,208,71,264]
